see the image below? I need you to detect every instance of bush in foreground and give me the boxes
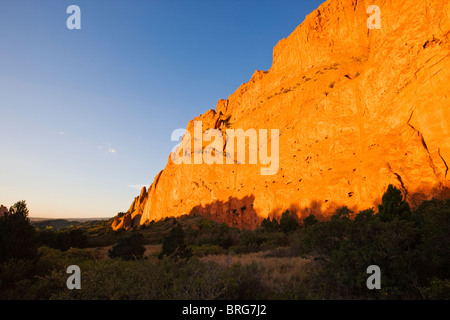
[108,233,146,260]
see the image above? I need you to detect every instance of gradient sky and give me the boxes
[0,0,324,218]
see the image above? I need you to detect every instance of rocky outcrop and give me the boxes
[113,0,450,230]
[112,187,148,230]
[0,205,8,217]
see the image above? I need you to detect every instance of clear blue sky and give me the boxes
[0,0,324,218]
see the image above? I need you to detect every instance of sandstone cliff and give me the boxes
[113,0,450,230]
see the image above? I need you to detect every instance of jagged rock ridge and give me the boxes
[113,0,450,230]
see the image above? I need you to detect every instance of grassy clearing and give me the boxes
[202,251,317,290]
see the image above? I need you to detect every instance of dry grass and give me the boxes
[86,244,317,292]
[201,250,317,288]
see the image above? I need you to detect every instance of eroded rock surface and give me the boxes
[113,0,450,230]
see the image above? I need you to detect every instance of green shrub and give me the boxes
[279,210,300,233]
[302,213,318,228]
[108,233,146,260]
[158,224,192,260]
[261,217,280,232]
[37,228,88,252]
[187,220,239,249]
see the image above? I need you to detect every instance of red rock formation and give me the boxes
[0,205,8,217]
[113,0,450,230]
[112,187,148,230]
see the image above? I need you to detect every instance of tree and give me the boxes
[260,217,280,232]
[378,184,411,221]
[332,206,353,221]
[108,233,146,260]
[355,208,375,222]
[55,232,71,251]
[0,201,38,263]
[279,210,300,233]
[414,198,450,289]
[158,223,192,260]
[67,229,88,249]
[302,213,318,228]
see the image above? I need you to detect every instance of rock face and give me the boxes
[113,0,450,230]
[112,187,148,230]
[0,205,8,217]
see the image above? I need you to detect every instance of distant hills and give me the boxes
[30,217,112,230]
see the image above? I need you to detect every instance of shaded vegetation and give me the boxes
[32,219,81,230]
[37,229,88,252]
[0,201,38,263]
[292,188,449,299]
[158,223,192,260]
[1,185,449,300]
[108,233,146,261]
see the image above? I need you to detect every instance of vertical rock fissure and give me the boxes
[438,148,448,178]
[407,110,439,178]
[394,173,408,198]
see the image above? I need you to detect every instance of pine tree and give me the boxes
[378,184,411,221]
[158,223,192,260]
